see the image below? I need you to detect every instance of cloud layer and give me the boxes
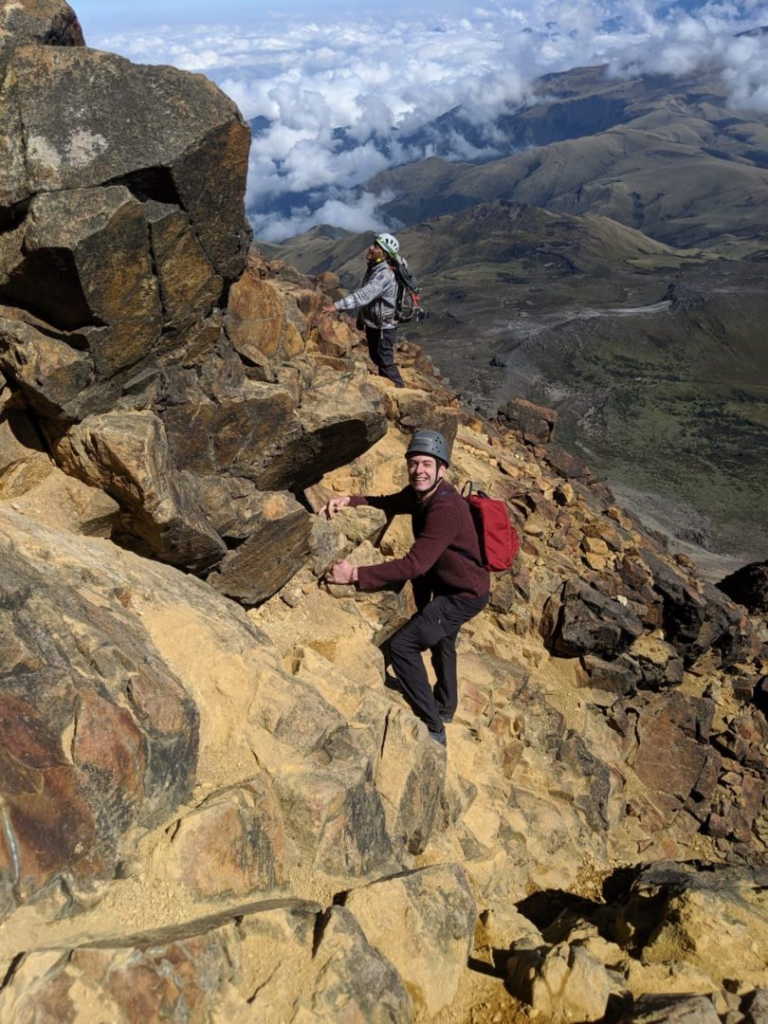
[93,2,767,241]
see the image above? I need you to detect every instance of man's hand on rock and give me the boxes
[324,559,358,585]
[319,495,351,519]
[321,303,337,315]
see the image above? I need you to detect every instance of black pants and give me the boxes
[365,325,404,387]
[389,591,489,734]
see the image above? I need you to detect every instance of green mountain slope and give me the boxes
[365,65,768,256]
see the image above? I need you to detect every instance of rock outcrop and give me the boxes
[0,0,386,587]
[718,561,768,616]
[0,2,766,1021]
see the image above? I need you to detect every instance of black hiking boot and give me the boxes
[428,727,447,746]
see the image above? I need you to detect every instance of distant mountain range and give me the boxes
[265,60,768,566]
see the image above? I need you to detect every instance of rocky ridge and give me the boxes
[0,4,767,1021]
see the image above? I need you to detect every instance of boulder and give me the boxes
[0,308,95,421]
[1,44,250,281]
[254,370,388,492]
[145,200,222,333]
[631,691,718,818]
[3,187,162,378]
[226,270,306,364]
[616,863,768,985]
[271,753,393,878]
[717,561,768,616]
[374,705,446,855]
[628,634,685,689]
[541,443,591,480]
[162,369,386,496]
[581,653,642,694]
[743,989,768,1024]
[0,405,52,492]
[506,941,614,1021]
[54,410,226,571]
[343,864,476,1016]
[160,377,301,482]
[236,901,322,1019]
[545,578,643,658]
[615,993,721,1023]
[181,472,276,541]
[643,551,747,665]
[500,397,558,444]
[379,387,459,447]
[0,0,84,78]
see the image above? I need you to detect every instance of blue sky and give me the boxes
[69,1,768,240]
[73,0,471,35]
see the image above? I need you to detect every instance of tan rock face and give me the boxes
[507,941,613,1021]
[161,776,289,899]
[0,509,200,920]
[226,272,306,362]
[343,864,476,1016]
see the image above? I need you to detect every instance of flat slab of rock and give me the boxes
[205,489,311,605]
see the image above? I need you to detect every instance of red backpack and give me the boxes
[461,482,520,572]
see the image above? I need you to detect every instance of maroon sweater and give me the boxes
[349,482,490,599]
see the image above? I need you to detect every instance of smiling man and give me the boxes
[321,430,489,746]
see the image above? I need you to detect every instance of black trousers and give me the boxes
[365,325,404,387]
[389,591,489,734]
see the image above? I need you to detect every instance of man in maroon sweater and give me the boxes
[321,430,490,745]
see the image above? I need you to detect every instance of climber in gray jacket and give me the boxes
[322,233,405,387]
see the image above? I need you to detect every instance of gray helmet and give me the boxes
[405,430,450,466]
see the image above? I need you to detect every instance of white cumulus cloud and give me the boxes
[92,1,768,240]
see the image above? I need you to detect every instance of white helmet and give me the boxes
[375,232,400,257]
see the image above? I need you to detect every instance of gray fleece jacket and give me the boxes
[334,259,397,329]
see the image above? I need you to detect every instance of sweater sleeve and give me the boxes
[335,274,386,313]
[356,499,461,591]
[348,487,414,515]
